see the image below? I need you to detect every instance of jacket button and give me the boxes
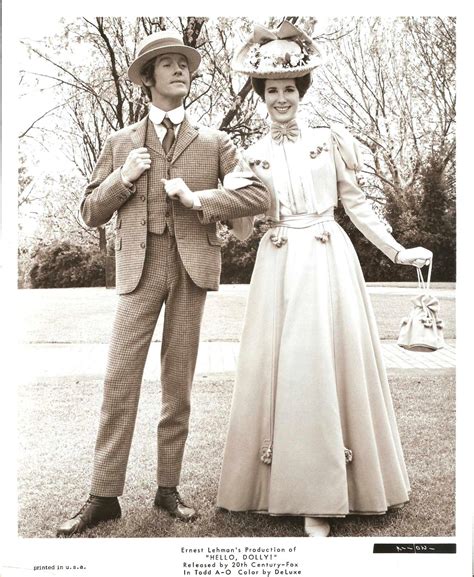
[140,242,146,249]
[165,211,170,218]
[140,195,145,201]
[141,219,146,225]
[167,170,171,178]
[166,154,173,162]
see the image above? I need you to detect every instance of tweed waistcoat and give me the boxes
[145,119,177,235]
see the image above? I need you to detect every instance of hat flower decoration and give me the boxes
[233,20,323,79]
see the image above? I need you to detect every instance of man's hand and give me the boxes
[161,178,196,208]
[121,148,152,183]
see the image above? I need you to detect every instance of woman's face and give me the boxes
[264,78,300,124]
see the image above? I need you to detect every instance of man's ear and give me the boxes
[141,74,154,88]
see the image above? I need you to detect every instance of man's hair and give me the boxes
[140,57,158,100]
[251,74,312,100]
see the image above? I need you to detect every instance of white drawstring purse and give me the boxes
[397,260,445,352]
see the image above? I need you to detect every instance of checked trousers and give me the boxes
[90,231,207,496]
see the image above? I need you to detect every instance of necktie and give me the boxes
[161,117,175,154]
[270,119,300,144]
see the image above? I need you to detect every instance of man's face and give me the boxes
[146,53,191,108]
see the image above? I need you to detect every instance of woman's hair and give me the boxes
[251,74,312,100]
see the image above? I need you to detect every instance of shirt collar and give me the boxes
[149,104,185,126]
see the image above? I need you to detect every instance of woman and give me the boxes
[217,21,432,537]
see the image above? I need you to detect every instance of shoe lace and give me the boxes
[162,489,185,507]
[174,491,185,506]
[76,496,94,517]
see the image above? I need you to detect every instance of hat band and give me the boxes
[138,37,185,57]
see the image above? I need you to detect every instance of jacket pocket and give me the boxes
[207,230,223,246]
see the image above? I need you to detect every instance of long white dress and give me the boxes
[217,123,411,517]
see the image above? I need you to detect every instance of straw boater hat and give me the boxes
[128,30,201,85]
[232,20,322,79]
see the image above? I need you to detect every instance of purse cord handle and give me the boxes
[416,258,433,291]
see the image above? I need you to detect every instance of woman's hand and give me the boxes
[395,247,433,268]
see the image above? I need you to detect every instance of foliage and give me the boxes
[220,219,269,283]
[28,240,105,288]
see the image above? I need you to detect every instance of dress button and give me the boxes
[140,195,145,201]
[141,219,146,225]
[140,242,146,249]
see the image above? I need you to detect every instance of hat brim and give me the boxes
[128,46,201,85]
[234,67,316,79]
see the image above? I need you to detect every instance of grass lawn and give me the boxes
[18,369,455,539]
[18,286,455,343]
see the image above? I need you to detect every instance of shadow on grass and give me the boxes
[18,370,455,538]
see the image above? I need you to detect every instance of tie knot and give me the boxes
[162,117,174,130]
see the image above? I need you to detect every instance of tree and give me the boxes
[19,17,263,256]
[309,17,455,280]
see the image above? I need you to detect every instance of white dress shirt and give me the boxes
[148,104,185,142]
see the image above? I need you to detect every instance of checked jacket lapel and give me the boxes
[171,116,199,163]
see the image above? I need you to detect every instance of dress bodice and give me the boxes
[232,122,404,263]
[267,136,319,216]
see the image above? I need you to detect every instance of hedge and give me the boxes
[28,240,106,288]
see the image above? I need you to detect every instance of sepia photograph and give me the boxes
[1,5,471,577]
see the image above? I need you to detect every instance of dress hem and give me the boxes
[217,500,409,518]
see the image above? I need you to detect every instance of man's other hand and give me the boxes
[161,178,196,208]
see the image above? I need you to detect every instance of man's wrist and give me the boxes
[192,194,202,210]
[120,168,134,189]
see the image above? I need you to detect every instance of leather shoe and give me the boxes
[154,488,196,521]
[304,517,331,537]
[56,495,121,537]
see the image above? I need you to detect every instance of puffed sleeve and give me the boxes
[332,125,404,262]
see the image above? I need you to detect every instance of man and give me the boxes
[57,29,270,536]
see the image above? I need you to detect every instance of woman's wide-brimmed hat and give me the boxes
[232,20,323,79]
[128,30,201,85]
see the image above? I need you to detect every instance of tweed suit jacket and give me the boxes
[80,115,270,294]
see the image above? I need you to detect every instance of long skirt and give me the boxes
[217,219,410,516]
